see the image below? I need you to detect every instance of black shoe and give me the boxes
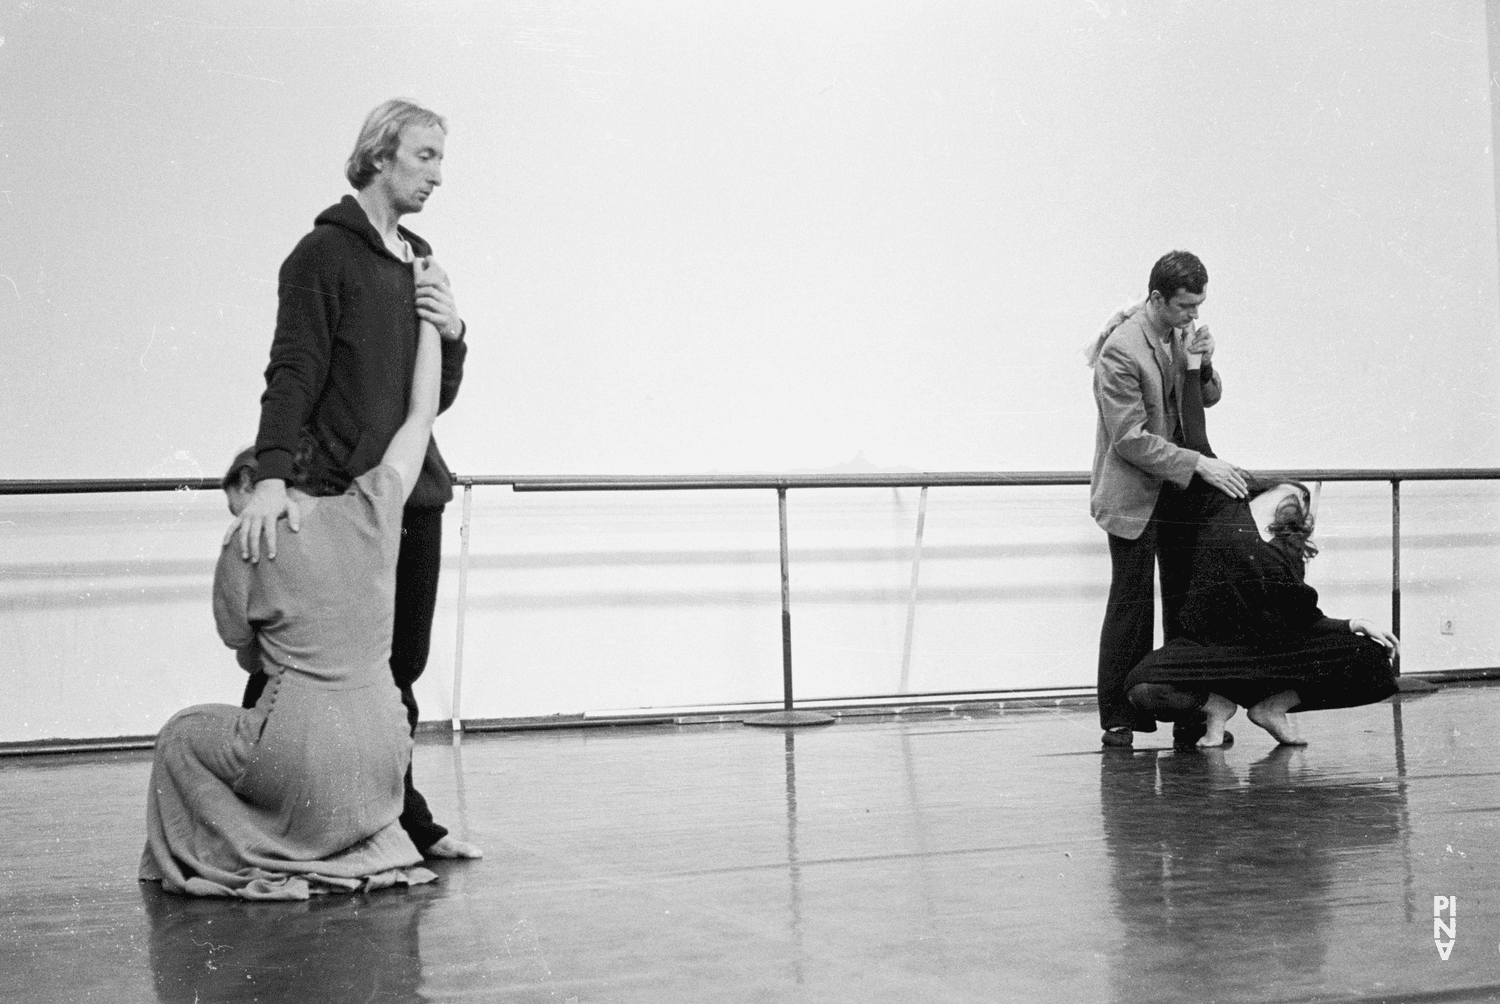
[1173,720,1233,748]
[1172,720,1204,746]
[1101,727,1134,748]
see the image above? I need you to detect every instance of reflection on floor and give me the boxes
[4,685,1500,1003]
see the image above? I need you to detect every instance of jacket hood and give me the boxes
[314,195,433,259]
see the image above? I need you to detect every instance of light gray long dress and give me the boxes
[140,464,436,899]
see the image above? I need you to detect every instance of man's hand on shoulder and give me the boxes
[222,478,301,563]
[415,256,463,342]
[1195,455,1247,498]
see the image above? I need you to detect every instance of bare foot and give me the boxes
[425,835,484,859]
[1247,690,1307,746]
[1196,693,1238,748]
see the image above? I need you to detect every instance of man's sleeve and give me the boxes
[1095,343,1199,486]
[438,334,467,415]
[1201,363,1224,408]
[253,239,341,483]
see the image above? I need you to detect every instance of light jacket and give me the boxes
[1089,311,1221,539]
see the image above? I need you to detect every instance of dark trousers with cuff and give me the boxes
[1097,367,1213,733]
[1097,487,1195,733]
[243,504,449,852]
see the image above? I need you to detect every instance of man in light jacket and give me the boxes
[1088,250,1247,748]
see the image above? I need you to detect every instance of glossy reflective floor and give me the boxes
[5,686,1500,1003]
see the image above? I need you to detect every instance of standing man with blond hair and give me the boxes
[228,98,481,859]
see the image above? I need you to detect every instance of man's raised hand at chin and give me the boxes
[1186,324,1215,368]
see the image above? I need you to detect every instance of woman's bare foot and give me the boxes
[1247,690,1307,746]
[1196,693,1238,748]
[425,835,484,859]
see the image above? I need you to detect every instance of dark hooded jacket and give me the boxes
[252,195,467,508]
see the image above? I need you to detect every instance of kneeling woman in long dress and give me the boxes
[1125,478,1400,748]
[139,313,445,899]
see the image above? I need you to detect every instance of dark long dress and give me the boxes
[1124,480,1398,713]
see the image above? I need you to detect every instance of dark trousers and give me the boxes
[1096,486,1195,732]
[243,504,449,852]
[1098,361,1217,732]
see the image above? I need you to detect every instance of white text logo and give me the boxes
[1434,895,1457,960]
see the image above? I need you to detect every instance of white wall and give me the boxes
[2,2,1498,742]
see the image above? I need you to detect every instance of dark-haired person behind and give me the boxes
[1123,459,1400,747]
[140,285,448,898]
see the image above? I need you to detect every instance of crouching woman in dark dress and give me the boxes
[1124,478,1400,748]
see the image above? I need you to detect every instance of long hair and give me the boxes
[1253,479,1319,566]
[344,99,447,190]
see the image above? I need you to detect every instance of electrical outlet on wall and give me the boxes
[1439,616,1456,635]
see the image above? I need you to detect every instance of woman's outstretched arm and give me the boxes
[380,258,445,504]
